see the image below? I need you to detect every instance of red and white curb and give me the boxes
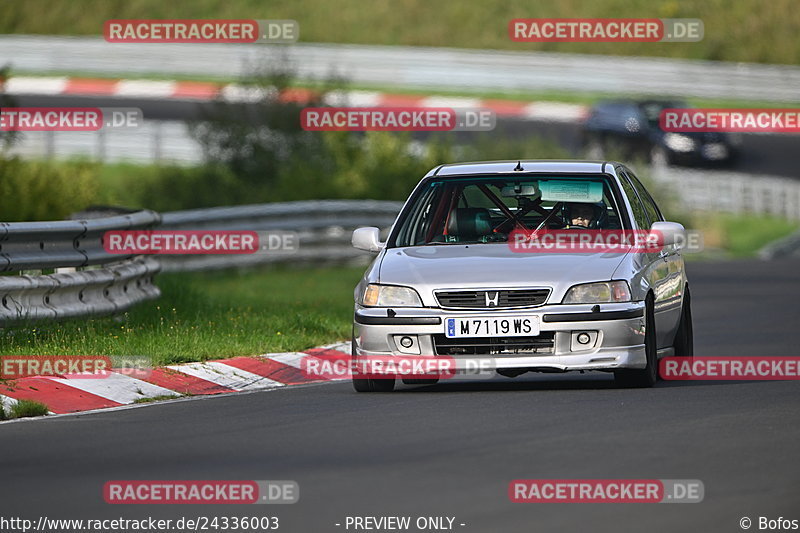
[0,342,351,417]
[1,76,588,123]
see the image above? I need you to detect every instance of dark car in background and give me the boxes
[582,99,739,167]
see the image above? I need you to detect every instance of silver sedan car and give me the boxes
[351,160,693,391]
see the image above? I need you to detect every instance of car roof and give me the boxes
[430,160,620,177]
[590,98,688,109]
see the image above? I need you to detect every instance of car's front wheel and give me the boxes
[672,287,693,357]
[351,343,396,392]
[614,296,658,388]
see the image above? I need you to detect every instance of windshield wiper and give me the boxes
[422,240,483,246]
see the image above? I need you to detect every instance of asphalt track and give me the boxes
[2,258,799,533]
[11,93,800,179]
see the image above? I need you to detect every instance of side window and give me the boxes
[602,186,622,229]
[628,171,664,223]
[618,170,651,229]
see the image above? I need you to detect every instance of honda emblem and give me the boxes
[485,291,499,307]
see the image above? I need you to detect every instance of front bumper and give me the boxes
[353,302,647,373]
[669,143,734,165]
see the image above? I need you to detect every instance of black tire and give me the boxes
[354,376,396,392]
[615,296,658,388]
[672,288,694,358]
[351,374,375,392]
[351,343,396,392]
[402,378,440,386]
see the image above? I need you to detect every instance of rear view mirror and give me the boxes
[501,184,539,198]
[352,227,383,252]
[651,221,685,246]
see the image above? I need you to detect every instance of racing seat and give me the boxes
[446,207,493,241]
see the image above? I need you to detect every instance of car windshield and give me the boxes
[392,175,626,247]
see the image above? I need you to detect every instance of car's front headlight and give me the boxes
[663,133,696,152]
[562,281,631,304]
[361,284,423,307]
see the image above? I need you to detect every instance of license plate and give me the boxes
[445,316,540,338]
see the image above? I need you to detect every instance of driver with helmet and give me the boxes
[562,202,604,229]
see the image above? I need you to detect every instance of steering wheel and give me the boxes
[484,232,509,242]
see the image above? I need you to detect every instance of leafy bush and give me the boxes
[131,164,248,211]
[190,61,334,197]
[0,64,572,218]
[188,64,570,204]
[0,157,107,221]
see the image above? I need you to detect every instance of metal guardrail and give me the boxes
[0,257,161,323]
[158,200,402,271]
[1,210,161,271]
[0,210,161,324]
[7,121,203,166]
[0,201,402,325]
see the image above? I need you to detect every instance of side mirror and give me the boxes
[352,227,383,252]
[650,221,685,247]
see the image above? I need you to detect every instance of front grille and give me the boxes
[433,332,555,356]
[435,289,550,309]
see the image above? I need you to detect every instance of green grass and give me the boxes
[2,0,798,65]
[0,266,363,366]
[133,394,180,404]
[7,399,50,419]
[676,212,799,261]
[716,214,799,258]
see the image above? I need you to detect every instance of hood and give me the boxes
[378,244,630,306]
